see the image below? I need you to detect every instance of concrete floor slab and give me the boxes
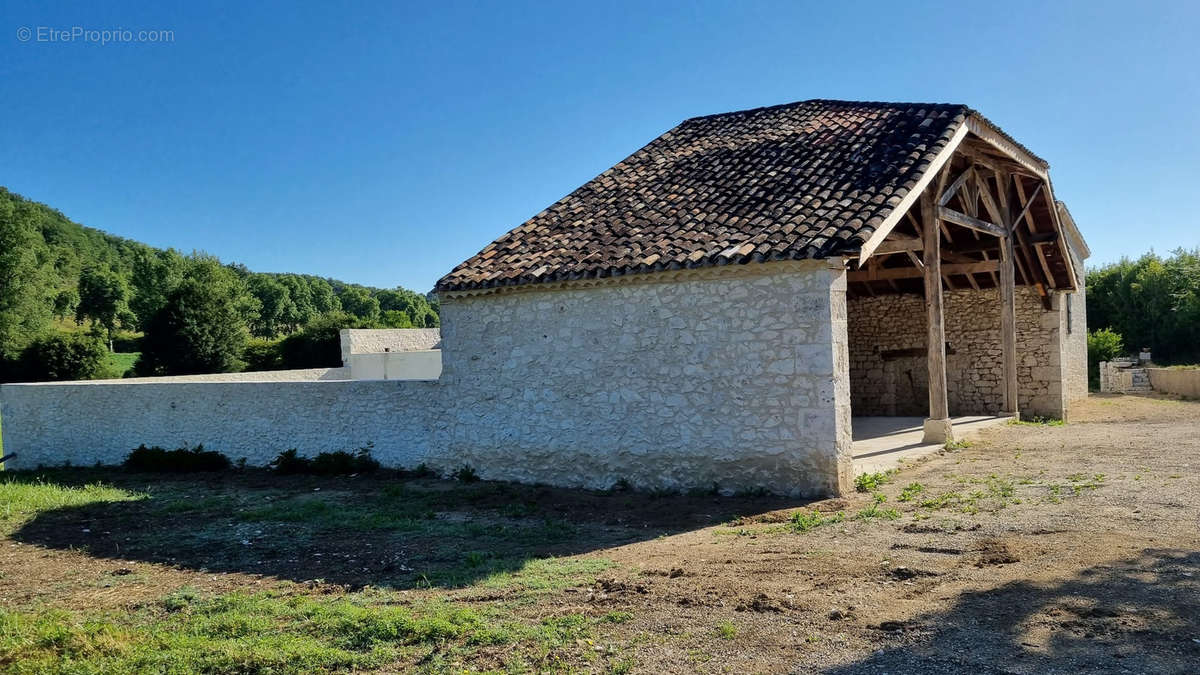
[851,415,1011,475]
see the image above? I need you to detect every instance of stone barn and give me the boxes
[434,99,1090,495]
[0,99,1090,498]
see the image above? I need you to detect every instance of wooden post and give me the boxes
[921,190,953,443]
[995,169,1020,417]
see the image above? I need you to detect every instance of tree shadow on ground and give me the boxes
[6,468,807,590]
[826,548,1200,674]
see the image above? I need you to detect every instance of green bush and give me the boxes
[275,312,359,369]
[17,332,109,382]
[124,444,232,472]
[1087,328,1125,389]
[269,445,380,475]
[242,337,283,371]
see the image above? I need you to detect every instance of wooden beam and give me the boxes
[976,171,1003,226]
[1009,181,1043,232]
[965,115,1049,180]
[1034,241,1056,286]
[858,122,970,262]
[996,168,1019,416]
[939,167,972,206]
[922,190,951,440]
[938,206,1007,237]
[848,261,999,282]
[872,236,923,254]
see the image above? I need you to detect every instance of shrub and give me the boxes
[269,445,380,475]
[452,465,480,483]
[17,332,109,382]
[124,444,231,472]
[275,312,359,370]
[1087,328,1125,389]
[241,337,283,371]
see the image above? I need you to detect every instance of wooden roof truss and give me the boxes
[850,120,1076,308]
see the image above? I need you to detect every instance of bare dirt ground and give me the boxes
[2,394,1198,673]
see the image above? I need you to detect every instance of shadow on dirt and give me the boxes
[7,468,806,590]
[826,548,1200,674]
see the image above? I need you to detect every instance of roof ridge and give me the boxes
[681,98,969,124]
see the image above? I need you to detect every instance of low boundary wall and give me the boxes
[1147,368,1200,398]
[0,380,441,469]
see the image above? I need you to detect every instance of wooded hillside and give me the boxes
[0,187,438,380]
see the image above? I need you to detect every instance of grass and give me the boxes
[716,620,737,640]
[0,470,656,672]
[0,476,144,534]
[104,352,140,378]
[0,588,610,673]
[1008,416,1065,427]
[789,509,845,532]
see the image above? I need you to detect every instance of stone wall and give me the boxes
[1063,289,1089,404]
[848,286,1070,419]
[60,367,351,384]
[2,262,853,497]
[1148,368,1200,398]
[437,260,853,497]
[0,380,442,469]
[339,329,441,364]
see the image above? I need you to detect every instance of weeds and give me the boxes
[854,470,896,493]
[716,620,737,640]
[789,509,845,532]
[452,464,480,482]
[897,482,925,502]
[855,493,900,521]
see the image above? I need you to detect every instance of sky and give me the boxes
[2,1,1198,292]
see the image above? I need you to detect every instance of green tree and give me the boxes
[129,248,186,330]
[246,275,296,337]
[136,259,256,375]
[0,193,52,358]
[1087,249,1200,364]
[337,286,380,322]
[76,267,129,344]
[52,289,79,320]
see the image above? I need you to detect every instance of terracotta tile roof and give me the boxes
[437,99,984,292]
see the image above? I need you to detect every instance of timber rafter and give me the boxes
[849,116,1077,300]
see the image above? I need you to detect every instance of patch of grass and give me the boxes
[944,439,973,451]
[601,611,633,624]
[0,476,144,533]
[452,464,480,483]
[716,620,737,640]
[789,509,845,533]
[478,557,617,592]
[1009,416,1065,427]
[104,351,139,378]
[854,469,897,493]
[0,590,532,673]
[0,584,641,673]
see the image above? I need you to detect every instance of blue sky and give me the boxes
[2,1,1197,292]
